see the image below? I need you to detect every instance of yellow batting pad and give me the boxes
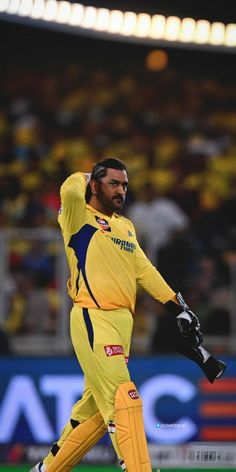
[115,381,152,472]
[46,412,107,472]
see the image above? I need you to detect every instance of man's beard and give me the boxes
[97,187,125,212]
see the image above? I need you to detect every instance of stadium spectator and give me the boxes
[127,181,188,264]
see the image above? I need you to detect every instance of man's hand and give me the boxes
[83,173,91,184]
[176,292,203,347]
[164,292,203,347]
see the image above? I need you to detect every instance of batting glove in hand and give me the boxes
[176,292,203,347]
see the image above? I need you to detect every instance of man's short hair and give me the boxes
[86,158,127,202]
[91,158,127,181]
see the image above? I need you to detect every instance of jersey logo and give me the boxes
[128,230,133,237]
[95,216,111,231]
[104,345,124,357]
[128,389,139,400]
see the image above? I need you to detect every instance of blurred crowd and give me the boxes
[0,53,236,355]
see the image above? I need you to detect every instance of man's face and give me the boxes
[95,168,128,213]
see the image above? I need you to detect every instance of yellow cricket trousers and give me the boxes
[70,304,133,425]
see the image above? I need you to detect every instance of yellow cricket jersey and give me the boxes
[58,172,176,313]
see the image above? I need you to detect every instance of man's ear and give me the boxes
[90,179,98,196]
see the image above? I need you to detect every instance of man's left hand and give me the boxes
[176,307,203,347]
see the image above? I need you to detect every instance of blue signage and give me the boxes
[0,355,235,448]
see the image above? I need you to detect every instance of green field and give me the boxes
[0,467,235,472]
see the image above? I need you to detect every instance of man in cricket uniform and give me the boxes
[30,158,225,472]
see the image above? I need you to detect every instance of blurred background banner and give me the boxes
[0,356,236,467]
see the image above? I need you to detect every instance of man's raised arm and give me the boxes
[59,172,90,234]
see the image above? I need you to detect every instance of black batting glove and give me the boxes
[176,292,203,346]
[165,292,203,347]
